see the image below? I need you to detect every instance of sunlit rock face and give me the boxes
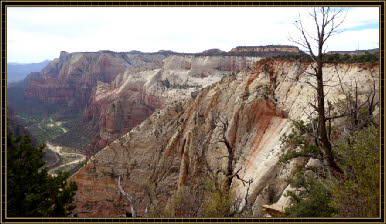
[70,58,378,217]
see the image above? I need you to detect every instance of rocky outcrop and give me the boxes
[70,59,378,217]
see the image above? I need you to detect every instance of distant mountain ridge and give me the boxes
[76,45,303,57]
[7,60,50,83]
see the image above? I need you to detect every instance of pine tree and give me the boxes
[7,133,78,217]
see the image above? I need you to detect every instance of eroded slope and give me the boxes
[70,59,378,217]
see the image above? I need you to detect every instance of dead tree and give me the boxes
[333,74,379,138]
[202,112,253,216]
[289,7,347,175]
[117,176,136,217]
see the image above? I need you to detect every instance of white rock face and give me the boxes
[107,55,262,105]
[71,59,379,217]
[84,55,262,155]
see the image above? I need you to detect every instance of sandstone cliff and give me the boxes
[23,50,263,156]
[70,58,378,217]
[84,55,262,155]
[25,51,166,108]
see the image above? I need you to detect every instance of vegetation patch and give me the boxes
[271,51,379,64]
[15,113,70,145]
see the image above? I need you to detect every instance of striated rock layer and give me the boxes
[24,50,262,156]
[25,51,146,107]
[84,55,261,155]
[70,59,378,217]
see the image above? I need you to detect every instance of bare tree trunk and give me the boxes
[290,7,347,175]
[117,176,136,217]
[203,113,253,216]
[316,54,343,174]
[225,149,233,191]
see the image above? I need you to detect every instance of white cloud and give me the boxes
[7,7,379,63]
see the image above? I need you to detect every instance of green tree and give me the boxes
[7,133,78,217]
[282,6,379,218]
[284,168,337,217]
[279,108,379,217]
[280,121,379,217]
[329,126,380,217]
[279,119,337,217]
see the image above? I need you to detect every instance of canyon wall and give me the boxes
[82,55,262,155]
[6,107,38,146]
[70,59,378,217]
[23,51,262,156]
[25,51,166,108]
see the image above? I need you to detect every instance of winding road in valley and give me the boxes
[46,142,86,175]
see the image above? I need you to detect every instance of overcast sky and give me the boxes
[7,7,379,63]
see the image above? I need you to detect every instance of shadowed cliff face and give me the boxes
[6,107,39,146]
[70,58,378,217]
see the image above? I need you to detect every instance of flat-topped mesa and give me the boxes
[231,45,300,53]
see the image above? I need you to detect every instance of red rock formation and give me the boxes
[25,51,138,108]
[70,59,378,217]
[24,51,262,158]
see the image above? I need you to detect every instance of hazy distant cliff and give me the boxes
[7,60,50,83]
